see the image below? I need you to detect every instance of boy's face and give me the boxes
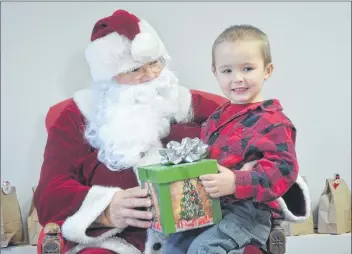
[213,40,273,104]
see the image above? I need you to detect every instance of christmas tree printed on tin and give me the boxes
[171,177,213,231]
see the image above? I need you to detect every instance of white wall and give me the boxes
[1,0,351,241]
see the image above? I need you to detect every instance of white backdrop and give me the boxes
[1,1,351,238]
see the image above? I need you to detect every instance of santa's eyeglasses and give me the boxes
[124,57,165,77]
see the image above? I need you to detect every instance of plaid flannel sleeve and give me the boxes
[233,124,299,202]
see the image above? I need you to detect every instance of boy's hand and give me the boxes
[199,164,235,198]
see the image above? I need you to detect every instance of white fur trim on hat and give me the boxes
[85,20,169,83]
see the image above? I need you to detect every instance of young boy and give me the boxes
[163,25,300,254]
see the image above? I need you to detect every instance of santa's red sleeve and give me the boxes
[34,103,123,244]
[191,92,225,124]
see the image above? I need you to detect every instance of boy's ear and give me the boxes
[264,63,274,80]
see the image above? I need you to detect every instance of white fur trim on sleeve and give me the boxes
[61,185,122,244]
[277,174,312,222]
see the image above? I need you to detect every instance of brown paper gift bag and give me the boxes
[318,174,351,234]
[0,184,24,247]
[27,187,43,245]
[281,176,314,236]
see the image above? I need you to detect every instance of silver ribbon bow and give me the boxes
[159,137,209,165]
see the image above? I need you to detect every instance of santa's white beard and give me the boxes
[85,68,193,171]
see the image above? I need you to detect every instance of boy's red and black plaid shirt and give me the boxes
[201,99,299,217]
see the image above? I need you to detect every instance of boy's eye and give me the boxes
[222,69,232,74]
[243,67,253,72]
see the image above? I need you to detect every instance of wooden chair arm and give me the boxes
[37,223,64,254]
[267,220,286,254]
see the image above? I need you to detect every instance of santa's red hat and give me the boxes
[85,10,170,82]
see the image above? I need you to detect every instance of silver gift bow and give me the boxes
[159,137,209,165]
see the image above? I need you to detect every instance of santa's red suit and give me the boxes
[34,9,311,254]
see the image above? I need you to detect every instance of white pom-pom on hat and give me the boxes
[131,32,162,63]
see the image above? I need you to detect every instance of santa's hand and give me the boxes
[199,164,236,198]
[108,186,153,229]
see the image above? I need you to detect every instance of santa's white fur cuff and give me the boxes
[61,185,122,244]
[278,174,311,222]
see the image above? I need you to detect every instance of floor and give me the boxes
[1,233,351,254]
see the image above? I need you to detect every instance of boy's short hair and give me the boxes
[212,24,272,70]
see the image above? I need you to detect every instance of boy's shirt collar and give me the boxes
[220,99,283,113]
[209,99,283,128]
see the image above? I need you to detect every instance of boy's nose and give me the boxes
[232,73,244,83]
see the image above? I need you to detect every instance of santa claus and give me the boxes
[34,9,222,254]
